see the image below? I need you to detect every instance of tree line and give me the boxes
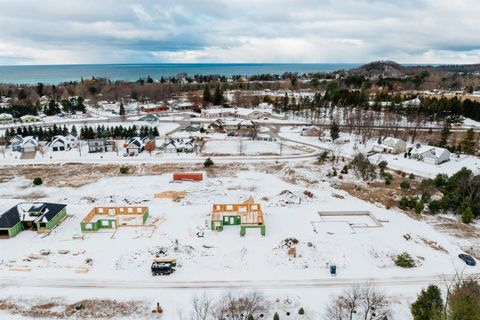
[2,124,159,142]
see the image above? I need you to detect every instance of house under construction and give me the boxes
[80,206,149,232]
[210,202,265,236]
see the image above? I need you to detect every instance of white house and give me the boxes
[0,113,13,123]
[124,137,144,156]
[401,97,421,107]
[10,135,38,152]
[410,144,451,165]
[48,134,77,151]
[20,115,41,123]
[373,137,407,154]
[163,138,195,153]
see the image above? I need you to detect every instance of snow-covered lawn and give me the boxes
[0,161,478,318]
[202,140,303,156]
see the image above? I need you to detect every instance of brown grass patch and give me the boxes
[0,299,147,319]
[425,215,480,239]
[418,237,449,254]
[0,163,242,188]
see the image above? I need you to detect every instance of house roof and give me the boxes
[0,202,66,228]
[126,137,144,148]
[410,144,450,159]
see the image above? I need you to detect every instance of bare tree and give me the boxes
[325,283,391,320]
[144,139,156,156]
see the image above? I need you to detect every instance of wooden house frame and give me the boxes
[210,203,265,236]
[80,206,149,232]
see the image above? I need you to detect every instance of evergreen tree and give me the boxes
[461,128,476,155]
[119,103,126,116]
[462,207,474,224]
[71,125,78,137]
[213,85,224,106]
[330,121,340,141]
[411,285,443,320]
[439,121,451,148]
[203,85,212,103]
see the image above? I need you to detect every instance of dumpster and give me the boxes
[330,264,337,276]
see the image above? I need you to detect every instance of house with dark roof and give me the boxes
[0,202,67,238]
[124,137,145,155]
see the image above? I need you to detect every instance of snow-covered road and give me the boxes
[0,274,457,290]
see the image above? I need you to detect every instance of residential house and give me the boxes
[409,144,451,165]
[0,113,13,123]
[373,137,407,154]
[163,138,196,153]
[138,114,159,123]
[80,206,149,232]
[0,202,67,238]
[124,137,144,155]
[48,134,77,151]
[140,103,169,113]
[10,135,38,152]
[20,115,40,123]
[210,202,265,236]
[223,119,258,137]
[87,139,116,153]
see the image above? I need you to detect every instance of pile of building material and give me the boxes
[154,191,187,201]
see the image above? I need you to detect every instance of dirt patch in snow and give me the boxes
[0,163,244,188]
[0,298,148,319]
[426,215,480,239]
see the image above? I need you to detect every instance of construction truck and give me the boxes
[151,258,176,276]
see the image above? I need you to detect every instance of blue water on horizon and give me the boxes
[0,63,360,85]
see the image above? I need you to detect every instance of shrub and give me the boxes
[298,307,305,315]
[415,200,425,214]
[411,285,443,320]
[428,200,441,214]
[119,166,130,174]
[247,315,255,320]
[204,157,214,167]
[273,312,280,320]
[409,173,415,179]
[385,178,392,185]
[332,168,337,176]
[351,153,377,181]
[400,181,411,190]
[32,177,43,185]
[340,165,349,174]
[462,207,474,224]
[399,196,419,211]
[317,151,329,163]
[378,160,388,171]
[433,173,448,187]
[395,252,415,268]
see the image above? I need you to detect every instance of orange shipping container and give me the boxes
[173,172,203,181]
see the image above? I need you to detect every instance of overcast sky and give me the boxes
[0,0,479,65]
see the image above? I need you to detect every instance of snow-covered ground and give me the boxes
[0,161,478,318]
[280,126,480,178]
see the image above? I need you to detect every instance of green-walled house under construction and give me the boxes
[0,202,67,239]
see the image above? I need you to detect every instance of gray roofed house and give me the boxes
[0,202,67,238]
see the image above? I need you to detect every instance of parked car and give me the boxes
[458,253,476,266]
[151,262,175,276]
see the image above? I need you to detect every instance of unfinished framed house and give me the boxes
[0,202,67,239]
[80,206,149,232]
[210,203,265,236]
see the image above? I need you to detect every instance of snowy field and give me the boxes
[0,161,478,318]
[202,140,305,156]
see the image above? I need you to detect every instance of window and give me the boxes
[101,220,110,227]
[128,208,133,213]
[85,223,93,230]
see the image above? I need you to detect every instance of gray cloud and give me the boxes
[0,0,479,64]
